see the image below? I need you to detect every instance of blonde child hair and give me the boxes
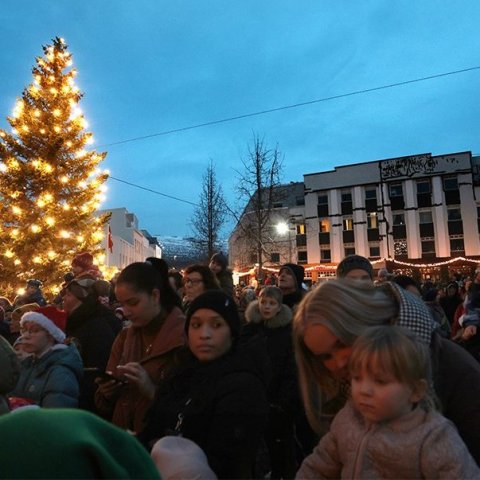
[349,326,435,412]
[258,286,283,304]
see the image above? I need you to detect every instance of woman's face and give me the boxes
[115,283,161,328]
[303,324,353,380]
[188,308,232,362]
[20,321,55,356]
[183,272,206,302]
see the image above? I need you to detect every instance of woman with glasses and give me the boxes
[95,261,185,435]
[182,264,220,310]
[9,307,82,408]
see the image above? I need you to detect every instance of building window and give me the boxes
[416,180,431,194]
[298,251,308,264]
[270,252,280,263]
[273,202,283,209]
[319,219,330,233]
[450,238,465,253]
[365,188,377,199]
[421,240,435,256]
[318,194,329,217]
[447,208,461,221]
[295,196,305,206]
[389,184,403,197]
[343,217,353,231]
[444,177,458,191]
[344,247,355,257]
[296,224,306,235]
[320,249,331,262]
[369,246,380,258]
[419,211,433,224]
[341,190,353,215]
[367,212,378,229]
[393,213,405,225]
[318,194,328,205]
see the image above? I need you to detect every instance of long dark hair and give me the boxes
[117,261,182,312]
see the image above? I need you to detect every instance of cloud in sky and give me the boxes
[1,1,480,237]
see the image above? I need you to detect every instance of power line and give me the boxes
[109,176,198,206]
[100,66,480,148]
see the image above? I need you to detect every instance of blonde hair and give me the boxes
[293,279,398,433]
[350,326,435,411]
[258,286,283,304]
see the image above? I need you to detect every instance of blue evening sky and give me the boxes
[1,1,480,237]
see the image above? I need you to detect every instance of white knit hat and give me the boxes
[20,311,66,343]
[151,436,217,480]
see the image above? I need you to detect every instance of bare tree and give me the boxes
[189,161,227,261]
[233,134,283,280]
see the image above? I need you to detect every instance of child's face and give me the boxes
[351,365,423,424]
[258,295,281,320]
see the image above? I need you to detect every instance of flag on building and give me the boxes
[108,225,114,253]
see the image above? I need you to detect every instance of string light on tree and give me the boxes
[0,36,110,297]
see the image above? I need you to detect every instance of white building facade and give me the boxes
[97,207,162,270]
[229,151,480,283]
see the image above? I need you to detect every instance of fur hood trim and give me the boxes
[244,300,292,329]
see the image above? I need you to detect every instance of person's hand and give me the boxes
[95,377,124,401]
[462,325,477,341]
[116,362,156,400]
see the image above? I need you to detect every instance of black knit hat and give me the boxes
[279,263,305,290]
[336,255,373,279]
[185,290,240,341]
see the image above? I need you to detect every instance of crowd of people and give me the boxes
[0,251,480,479]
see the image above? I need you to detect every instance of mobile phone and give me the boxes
[85,368,126,384]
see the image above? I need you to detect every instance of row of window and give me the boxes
[317,176,460,214]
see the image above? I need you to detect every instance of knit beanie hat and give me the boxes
[185,290,240,341]
[21,307,66,343]
[210,252,228,270]
[279,263,305,290]
[72,252,94,271]
[151,436,217,480]
[336,255,373,279]
[0,409,160,479]
[66,278,97,301]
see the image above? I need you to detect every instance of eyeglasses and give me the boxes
[183,278,204,286]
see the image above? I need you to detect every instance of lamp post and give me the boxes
[276,221,293,263]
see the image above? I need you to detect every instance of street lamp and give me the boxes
[276,221,293,262]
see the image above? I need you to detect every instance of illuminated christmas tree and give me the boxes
[0,37,109,298]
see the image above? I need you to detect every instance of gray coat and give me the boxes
[9,343,83,408]
[297,401,480,479]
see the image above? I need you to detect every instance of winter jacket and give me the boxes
[0,336,19,414]
[9,343,83,408]
[66,300,121,412]
[0,408,160,479]
[95,307,185,433]
[297,401,480,479]
[139,338,270,479]
[243,300,298,413]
